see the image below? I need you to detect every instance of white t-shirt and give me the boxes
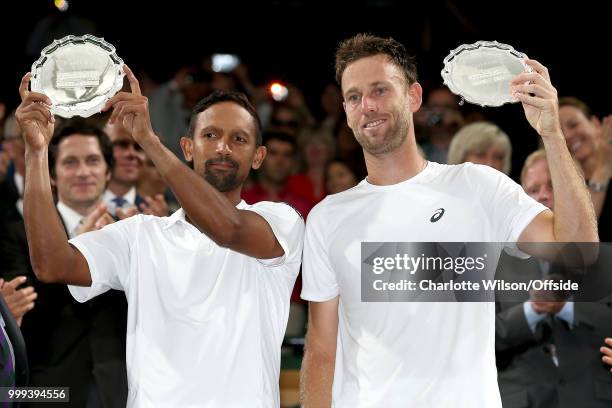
[301,162,547,408]
[68,200,304,408]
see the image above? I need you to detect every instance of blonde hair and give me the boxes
[520,148,583,185]
[520,149,547,185]
[447,121,512,175]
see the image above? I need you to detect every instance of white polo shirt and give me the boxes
[301,162,548,408]
[68,200,304,407]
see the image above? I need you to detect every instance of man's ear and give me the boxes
[251,146,267,170]
[407,82,423,112]
[180,136,194,162]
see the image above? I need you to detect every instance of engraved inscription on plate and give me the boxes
[30,34,124,118]
[441,41,530,107]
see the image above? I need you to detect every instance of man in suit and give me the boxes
[103,120,168,217]
[0,118,128,407]
[496,149,612,407]
[0,112,25,224]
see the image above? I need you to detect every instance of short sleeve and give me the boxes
[300,201,339,301]
[467,164,548,258]
[67,215,141,302]
[245,202,305,267]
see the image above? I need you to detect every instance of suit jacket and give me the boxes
[0,216,128,408]
[495,252,612,408]
[0,164,22,224]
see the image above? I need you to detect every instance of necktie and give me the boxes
[112,196,127,208]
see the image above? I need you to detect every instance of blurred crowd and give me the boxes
[1,51,611,407]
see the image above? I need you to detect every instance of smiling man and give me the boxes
[103,120,148,215]
[17,66,304,407]
[299,34,597,408]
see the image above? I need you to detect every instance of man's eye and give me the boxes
[348,95,360,104]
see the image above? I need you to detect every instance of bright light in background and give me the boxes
[212,54,240,73]
[54,0,69,11]
[270,83,288,102]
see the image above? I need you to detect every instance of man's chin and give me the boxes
[204,171,241,192]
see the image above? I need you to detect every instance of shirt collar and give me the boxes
[57,201,85,238]
[163,200,248,230]
[103,186,137,205]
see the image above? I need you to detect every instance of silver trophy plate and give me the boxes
[30,34,125,118]
[441,41,530,107]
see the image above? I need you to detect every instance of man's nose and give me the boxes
[216,139,232,155]
[361,95,377,114]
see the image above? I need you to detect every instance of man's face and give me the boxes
[181,102,265,192]
[53,134,110,208]
[326,162,357,194]
[269,107,300,136]
[105,122,145,186]
[2,120,25,166]
[262,139,295,184]
[559,105,599,162]
[522,158,554,210]
[341,54,422,155]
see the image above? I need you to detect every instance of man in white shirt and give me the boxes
[300,34,598,408]
[16,67,304,407]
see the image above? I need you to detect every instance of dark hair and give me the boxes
[335,33,418,86]
[558,96,592,119]
[262,131,297,152]
[187,91,262,146]
[49,118,114,178]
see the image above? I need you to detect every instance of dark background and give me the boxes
[1,0,607,178]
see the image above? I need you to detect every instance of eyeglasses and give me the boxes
[112,139,143,151]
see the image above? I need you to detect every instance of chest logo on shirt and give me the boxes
[430,208,445,222]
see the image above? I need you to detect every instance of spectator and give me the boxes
[325,158,358,194]
[559,97,611,241]
[447,121,512,175]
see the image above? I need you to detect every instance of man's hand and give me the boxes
[75,203,115,235]
[15,73,55,151]
[103,65,158,147]
[116,206,139,220]
[0,276,37,326]
[140,194,169,217]
[601,338,612,368]
[510,59,561,139]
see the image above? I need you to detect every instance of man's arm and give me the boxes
[513,60,598,250]
[103,66,283,259]
[300,297,339,407]
[16,73,91,285]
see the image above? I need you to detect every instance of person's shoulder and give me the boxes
[245,200,305,223]
[307,182,367,219]
[435,161,509,184]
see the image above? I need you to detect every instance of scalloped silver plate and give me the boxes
[441,41,530,107]
[30,34,125,118]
